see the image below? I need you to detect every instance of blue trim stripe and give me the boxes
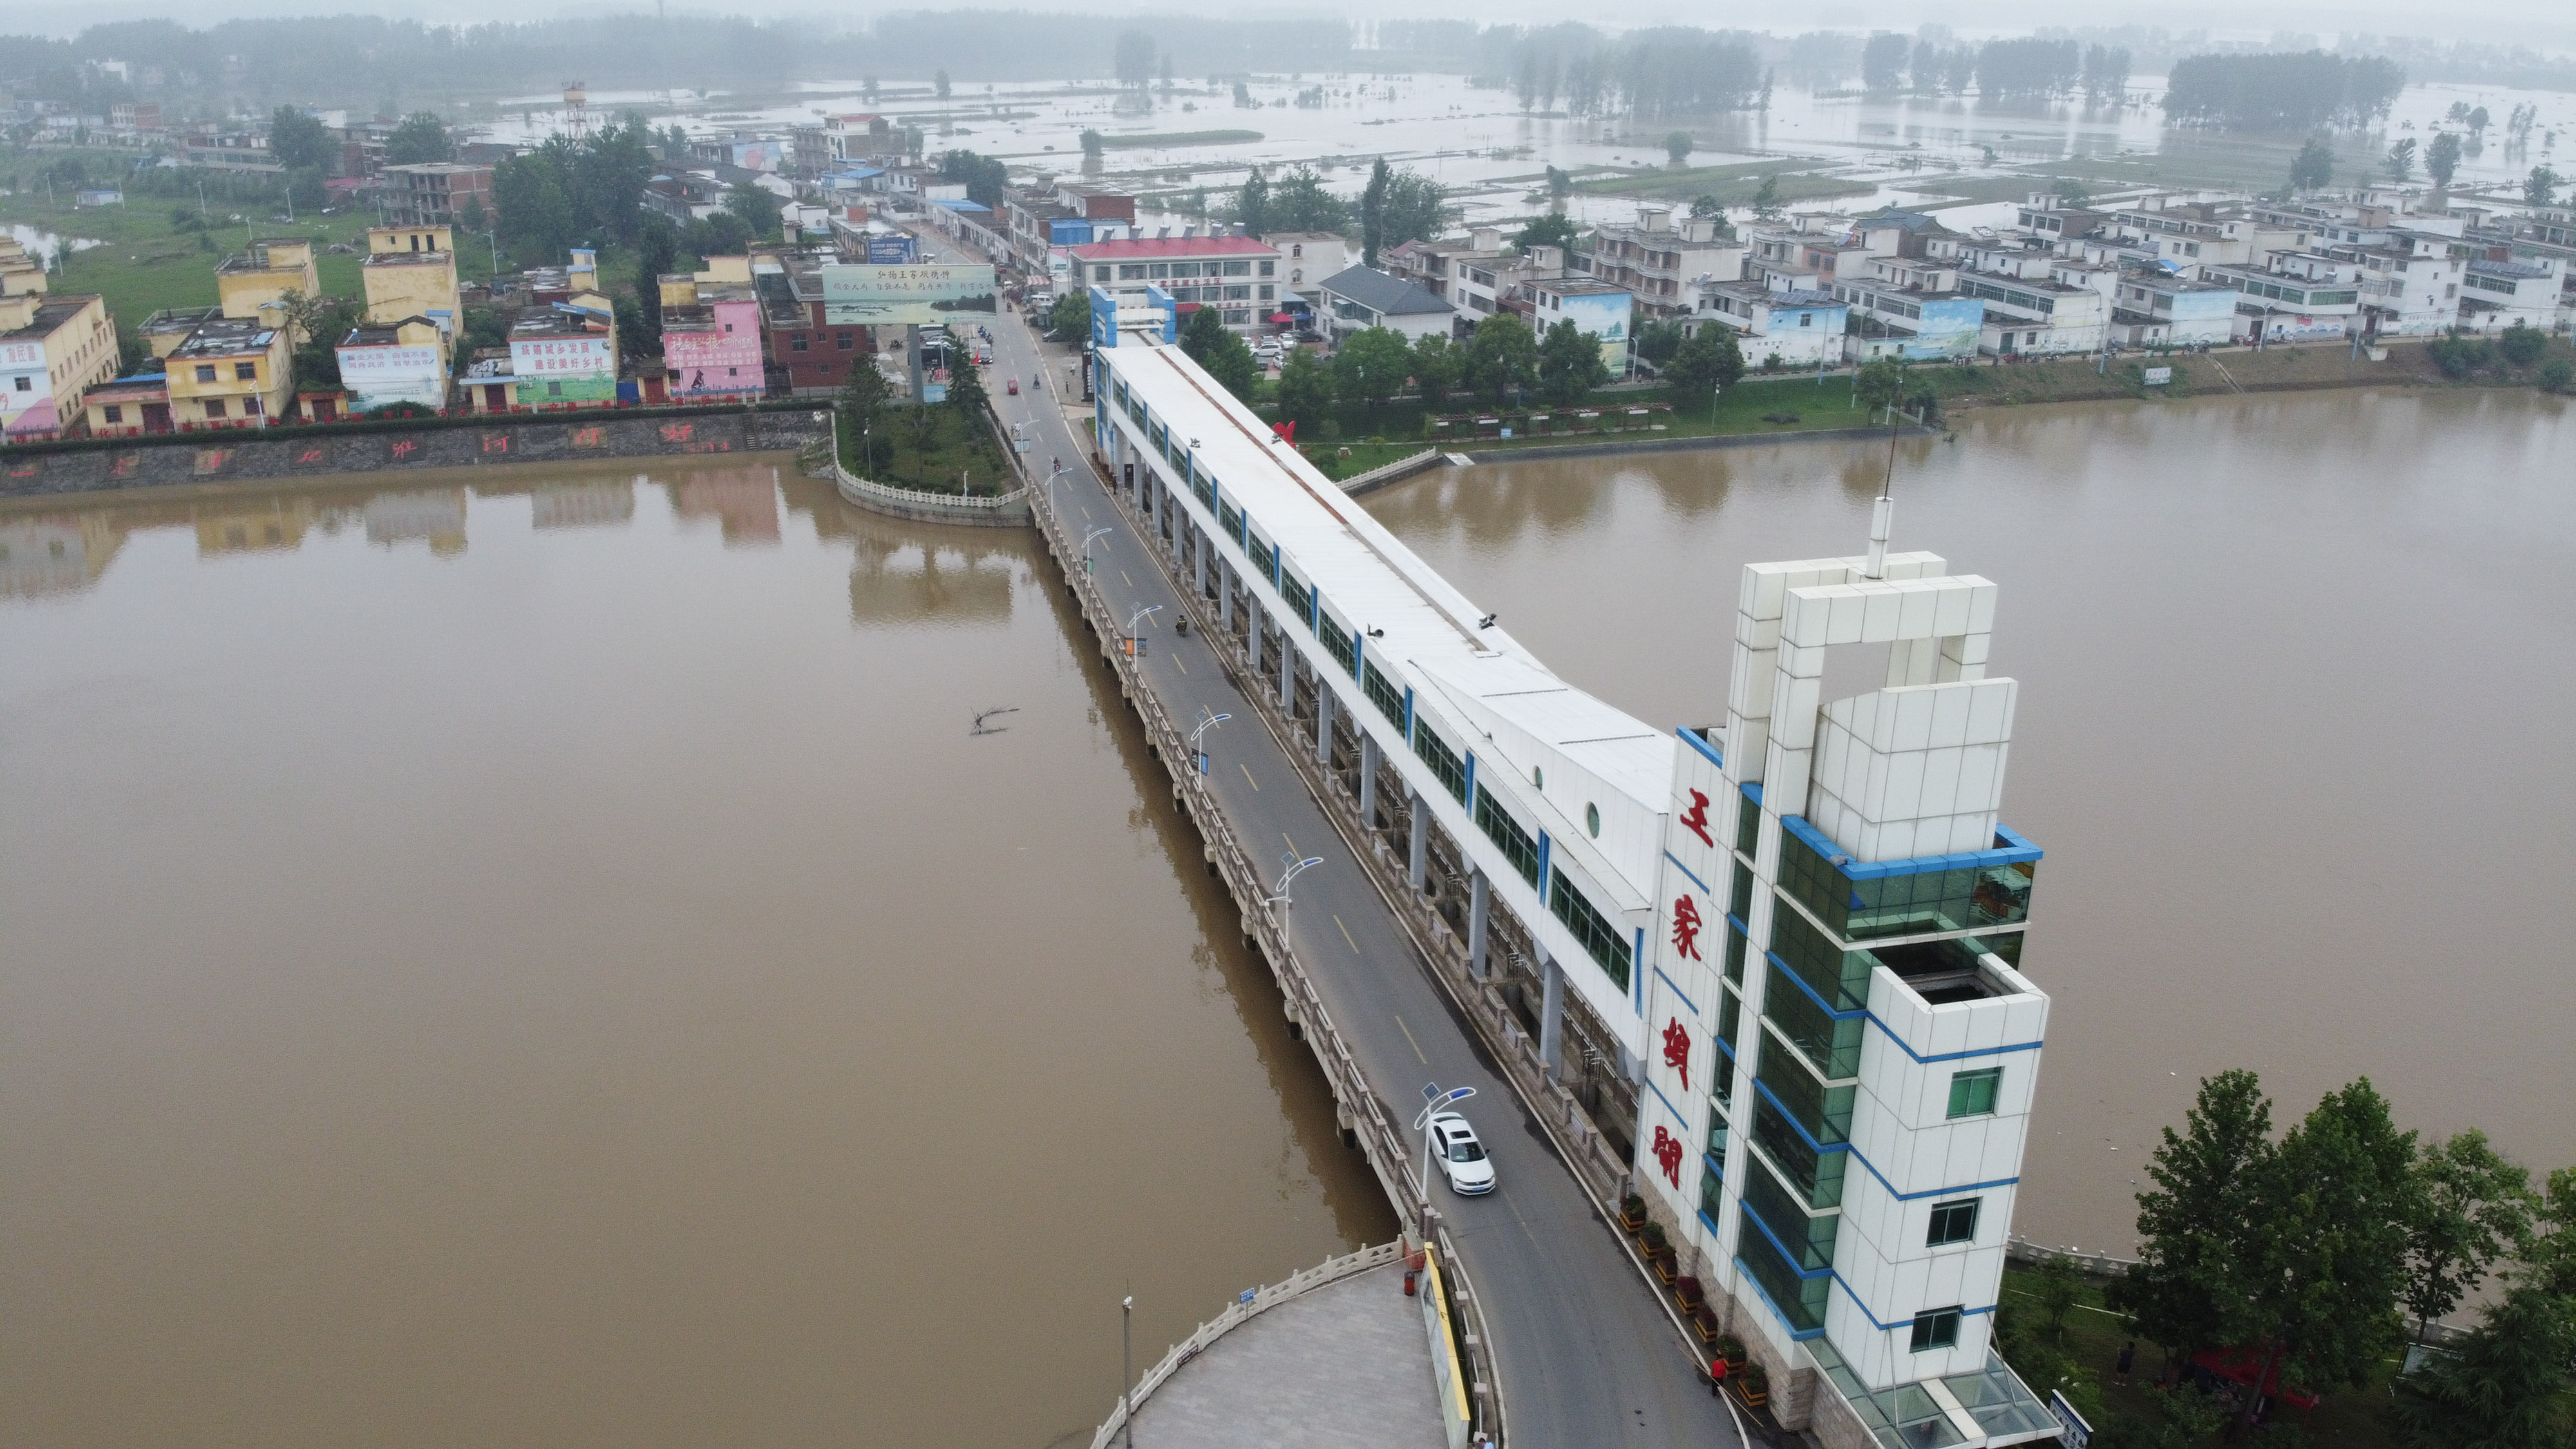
[1738,1161,2005,1334]
[1741,781,1764,806]
[1645,1075,1689,1128]
[1463,752,1477,813]
[1732,1256,1829,1342]
[1748,1076,2022,1204]
[1674,726,1724,770]
[1537,833,1551,896]
[1779,812,2044,882]
[1763,950,2047,1066]
[1664,851,1713,896]
[1654,966,1700,1019]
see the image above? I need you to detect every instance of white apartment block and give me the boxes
[1578,208,1748,317]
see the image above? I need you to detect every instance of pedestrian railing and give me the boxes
[1334,448,1444,497]
[1030,475,1505,1448]
[1084,1241,1406,1449]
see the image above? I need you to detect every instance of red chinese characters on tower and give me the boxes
[1651,1124,1685,1189]
[1670,893,1705,962]
[1678,788,1714,848]
[1662,1017,1692,1092]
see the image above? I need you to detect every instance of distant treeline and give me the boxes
[2163,52,2406,131]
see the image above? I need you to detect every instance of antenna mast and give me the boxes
[1862,392,1901,581]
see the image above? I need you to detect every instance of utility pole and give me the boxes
[1120,1295,1135,1449]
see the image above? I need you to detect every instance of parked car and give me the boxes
[1007,378,1019,395]
[1428,1112,1495,1195]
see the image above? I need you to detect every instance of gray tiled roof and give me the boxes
[1318,265,1454,316]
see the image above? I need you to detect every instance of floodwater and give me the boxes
[1365,386,2576,1255]
[0,460,1389,1449]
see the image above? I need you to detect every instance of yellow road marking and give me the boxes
[1335,914,1359,954]
[1395,1014,1428,1065]
[1282,831,1296,853]
[1239,763,1260,791]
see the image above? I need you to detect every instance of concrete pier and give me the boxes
[1119,1262,1444,1449]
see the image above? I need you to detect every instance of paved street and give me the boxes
[972,288,1748,1449]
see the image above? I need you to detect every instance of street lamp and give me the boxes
[1189,708,1230,773]
[1125,603,1161,657]
[1081,525,1112,576]
[1268,853,1323,944]
[1121,1294,1135,1449]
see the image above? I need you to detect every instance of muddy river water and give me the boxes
[3,386,2568,1442]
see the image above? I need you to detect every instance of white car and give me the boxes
[1428,1112,1495,1195]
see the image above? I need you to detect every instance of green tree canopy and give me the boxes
[1113,29,1155,88]
[2387,137,2418,184]
[1265,166,1351,234]
[936,149,1009,211]
[1536,316,1610,405]
[2108,1070,2275,1368]
[1664,129,1693,164]
[2289,137,2335,193]
[725,180,784,240]
[945,346,988,419]
[2527,166,2563,207]
[2406,1130,2539,1345]
[1853,355,1906,413]
[1333,326,1413,410]
[1634,320,1685,366]
[268,106,332,171]
[1048,290,1092,339]
[2387,1279,2576,1449]
[1514,213,1580,254]
[1236,167,1271,237]
[1274,346,1335,430]
[1360,158,1392,266]
[1410,332,1456,411]
[934,69,951,100]
[1179,302,1231,366]
[1665,325,1745,395]
[2425,131,2463,189]
[1079,128,1104,158]
[386,111,454,166]
[1200,329,1261,403]
[632,218,677,348]
[1463,313,1538,406]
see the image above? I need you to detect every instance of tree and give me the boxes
[1665,131,1693,166]
[724,180,784,240]
[1853,356,1906,415]
[268,106,332,173]
[1750,173,1783,221]
[2526,166,2563,208]
[1180,303,1231,367]
[2404,1130,2537,1347]
[1334,326,1412,412]
[1113,30,1155,88]
[1377,169,1446,253]
[2108,1071,2276,1373]
[1635,321,1685,366]
[2387,1280,2576,1449]
[1667,325,1745,395]
[1274,346,1335,430]
[1537,317,1610,406]
[1079,128,1104,159]
[1201,330,1261,402]
[945,346,987,420]
[2051,176,2094,207]
[458,194,488,240]
[1862,32,1909,91]
[2497,323,2548,368]
[633,218,677,350]
[1048,290,1092,339]
[1411,332,1456,411]
[2387,137,2418,185]
[2289,137,2335,194]
[1515,214,1580,256]
[934,70,951,100]
[1360,158,1391,265]
[936,149,1010,211]
[2425,133,2462,190]
[1266,167,1350,234]
[1462,313,1538,406]
[386,111,454,166]
[2235,1079,2418,1430]
[1237,167,1271,237]
[838,342,891,431]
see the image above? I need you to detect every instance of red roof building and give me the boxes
[1068,234,1283,332]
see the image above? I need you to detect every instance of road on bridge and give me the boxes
[974,290,1748,1449]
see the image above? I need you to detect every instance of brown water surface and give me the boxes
[1,460,1388,1449]
[1365,388,2576,1255]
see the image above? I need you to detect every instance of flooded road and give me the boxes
[0,460,1389,1448]
[1365,387,2576,1255]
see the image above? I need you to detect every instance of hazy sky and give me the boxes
[23,0,2576,52]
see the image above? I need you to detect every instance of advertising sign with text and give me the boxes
[820,263,998,325]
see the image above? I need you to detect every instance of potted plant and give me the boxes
[1652,1245,1679,1283]
[1692,1304,1721,1344]
[1640,1220,1668,1255]
[1674,1275,1705,1312]
[1618,1193,1648,1233]
[1716,1334,1748,1373]
[1734,1361,1769,1408]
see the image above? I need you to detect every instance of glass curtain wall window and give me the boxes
[1547,870,1631,991]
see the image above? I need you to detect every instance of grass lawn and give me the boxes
[2000,1265,2405,1448]
[836,402,1014,495]
[5,146,514,359]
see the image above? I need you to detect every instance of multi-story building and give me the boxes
[1922,236,2114,357]
[1070,234,1283,332]
[381,162,495,228]
[138,306,222,359]
[2108,272,2242,348]
[214,238,321,332]
[361,225,461,339]
[79,374,172,437]
[1002,182,1137,288]
[659,276,767,402]
[2458,254,2566,333]
[335,317,451,413]
[1316,265,1456,345]
[1577,209,1747,317]
[2344,229,2467,338]
[1,291,118,441]
[750,249,875,396]
[0,233,46,298]
[2201,252,2363,344]
[1692,279,1848,367]
[1835,257,1985,362]
[1265,231,1355,308]
[164,316,294,428]
[506,314,618,407]
[2010,193,2105,245]
[1525,277,1635,374]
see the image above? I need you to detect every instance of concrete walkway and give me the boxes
[1125,1264,1445,1449]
